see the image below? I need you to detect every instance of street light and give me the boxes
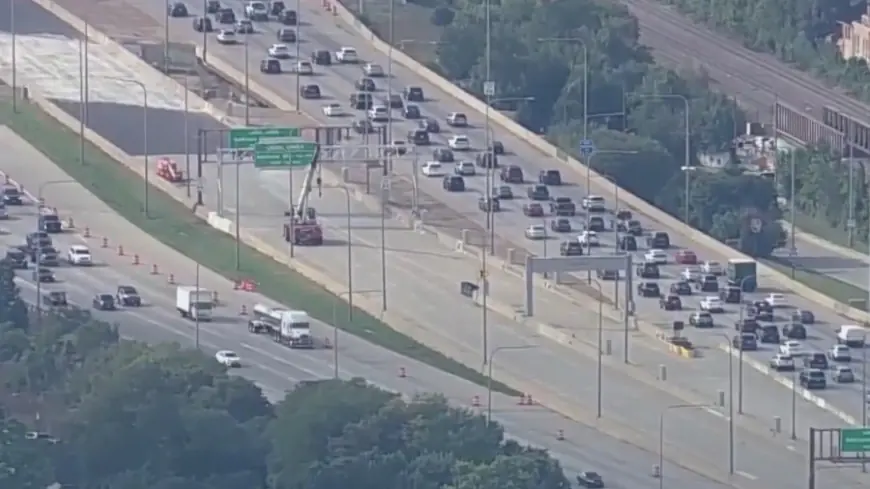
[321,185,353,379]
[589,279,604,418]
[35,180,76,320]
[487,345,536,424]
[736,274,756,414]
[659,404,715,489]
[332,291,352,380]
[538,37,588,141]
[680,166,697,224]
[718,333,736,474]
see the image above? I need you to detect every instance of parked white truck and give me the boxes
[176,286,214,321]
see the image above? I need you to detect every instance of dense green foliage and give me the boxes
[778,146,869,247]
[0,260,569,489]
[657,0,870,103]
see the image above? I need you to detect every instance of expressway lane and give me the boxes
[124,0,870,425]
[0,124,750,489]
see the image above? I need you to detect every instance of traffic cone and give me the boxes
[472,395,481,407]
[83,227,91,238]
[132,254,139,265]
[168,273,175,285]
[398,367,406,378]
[117,245,124,256]
[556,429,565,441]
[151,264,158,275]
[240,305,248,315]
[101,237,108,248]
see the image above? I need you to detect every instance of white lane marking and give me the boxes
[0,33,188,110]
[787,445,796,452]
[703,407,726,419]
[736,471,758,480]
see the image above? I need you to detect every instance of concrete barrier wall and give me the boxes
[327,2,870,325]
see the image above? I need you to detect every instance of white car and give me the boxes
[582,195,606,211]
[448,135,471,151]
[446,112,468,127]
[764,293,787,308]
[699,296,724,313]
[421,162,445,177]
[244,0,268,19]
[363,62,384,77]
[644,249,668,265]
[828,345,851,362]
[525,224,547,240]
[268,43,292,59]
[701,260,723,275]
[67,245,92,266]
[335,46,359,63]
[215,350,241,367]
[454,161,475,176]
[780,340,805,357]
[769,354,795,371]
[322,103,343,117]
[295,60,313,75]
[368,105,389,122]
[680,266,702,282]
[216,29,237,44]
[578,231,599,247]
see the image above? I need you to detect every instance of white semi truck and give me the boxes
[176,286,214,321]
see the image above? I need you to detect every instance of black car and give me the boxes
[792,309,815,324]
[26,231,52,250]
[300,84,321,99]
[432,148,454,163]
[799,369,826,389]
[689,311,714,328]
[560,241,583,256]
[403,104,421,119]
[206,0,221,13]
[626,219,643,236]
[407,129,429,145]
[539,169,562,185]
[490,141,505,155]
[353,119,375,134]
[311,49,331,65]
[670,281,692,296]
[422,118,440,133]
[720,286,741,304]
[355,77,376,92]
[215,7,235,23]
[659,294,682,310]
[43,291,67,307]
[32,267,55,283]
[550,218,571,232]
[277,28,296,42]
[550,197,576,216]
[647,231,670,249]
[804,352,828,370]
[523,203,544,217]
[748,301,774,322]
[759,324,780,343]
[5,249,27,268]
[637,282,660,298]
[2,185,22,205]
[168,2,188,17]
[192,16,213,32]
[732,333,757,351]
[269,0,285,16]
[92,294,117,311]
[734,318,758,334]
[404,86,425,102]
[386,94,403,109]
[476,151,498,168]
[442,175,465,192]
[279,9,297,25]
[117,285,142,307]
[478,197,500,212]
[527,185,550,201]
[500,165,523,183]
[587,216,605,231]
[577,472,604,489]
[618,235,637,251]
[260,58,281,74]
[697,274,719,292]
[350,92,373,110]
[636,262,660,279]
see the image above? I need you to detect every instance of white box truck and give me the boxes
[176,286,214,321]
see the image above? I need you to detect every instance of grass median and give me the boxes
[0,99,518,396]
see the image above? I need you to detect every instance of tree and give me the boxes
[0,260,29,332]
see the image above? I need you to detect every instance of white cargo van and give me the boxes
[836,325,866,348]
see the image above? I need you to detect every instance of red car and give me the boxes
[675,250,698,265]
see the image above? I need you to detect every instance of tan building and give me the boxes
[838,8,870,61]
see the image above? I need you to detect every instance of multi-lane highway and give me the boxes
[0,124,753,489]
[109,0,870,424]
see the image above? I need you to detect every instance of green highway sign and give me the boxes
[254,142,318,168]
[840,428,870,452]
[229,127,301,150]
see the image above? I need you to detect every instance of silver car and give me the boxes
[525,224,547,240]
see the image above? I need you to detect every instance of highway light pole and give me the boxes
[791,364,797,440]
[591,279,604,418]
[659,404,716,489]
[680,166,697,224]
[243,32,250,125]
[847,144,855,246]
[789,150,796,277]
[10,0,17,112]
[295,0,301,113]
[35,180,75,322]
[718,333,735,475]
[537,37,588,142]
[332,290,354,380]
[486,345,535,425]
[322,185,353,376]
[736,274,755,414]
